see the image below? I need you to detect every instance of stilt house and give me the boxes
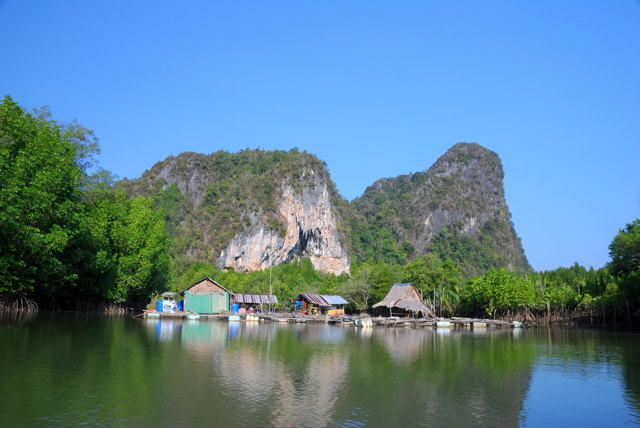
[372,283,435,318]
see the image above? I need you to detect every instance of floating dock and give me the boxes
[141,311,527,328]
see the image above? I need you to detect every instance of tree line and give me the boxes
[1,95,638,324]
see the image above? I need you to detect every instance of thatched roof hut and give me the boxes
[372,283,435,318]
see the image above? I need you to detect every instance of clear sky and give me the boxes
[1,1,638,272]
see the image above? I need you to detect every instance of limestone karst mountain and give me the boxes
[351,143,531,276]
[123,143,530,277]
[123,149,353,275]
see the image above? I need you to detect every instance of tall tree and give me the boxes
[0,96,83,298]
[338,264,376,310]
[609,218,640,312]
[609,219,640,276]
[1,96,171,310]
[465,268,535,318]
[79,190,172,307]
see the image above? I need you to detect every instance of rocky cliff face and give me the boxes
[124,149,351,275]
[352,143,530,275]
[219,182,349,274]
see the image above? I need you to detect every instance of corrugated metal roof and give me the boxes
[235,294,278,304]
[322,295,349,305]
[297,294,348,307]
[299,293,328,306]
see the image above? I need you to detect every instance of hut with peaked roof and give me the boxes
[372,283,435,318]
[295,294,349,315]
[180,277,233,314]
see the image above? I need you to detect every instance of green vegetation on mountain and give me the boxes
[351,143,530,276]
[122,148,354,269]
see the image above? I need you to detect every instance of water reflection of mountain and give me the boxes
[369,328,429,363]
[152,321,535,427]
[177,322,349,427]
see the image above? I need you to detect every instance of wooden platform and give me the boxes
[141,311,526,328]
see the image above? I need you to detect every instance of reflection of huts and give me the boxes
[232,294,278,312]
[295,294,348,315]
[180,278,232,314]
[372,283,435,318]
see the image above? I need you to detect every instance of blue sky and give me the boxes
[1,1,638,271]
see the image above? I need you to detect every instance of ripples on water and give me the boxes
[0,314,638,427]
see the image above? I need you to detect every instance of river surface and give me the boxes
[1,313,639,427]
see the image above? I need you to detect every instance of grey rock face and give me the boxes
[218,182,350,274]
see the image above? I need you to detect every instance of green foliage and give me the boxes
[336,262,403,310]
[0,95,84,295]
[0,96,171,309]
[544,285,579,308]
[465,268,536,317]
[79,191,171,305]
[609,219,640,276]
[608,219,640,312]
[618,271,640,311]
[349,218,410,266]
[525,263,620,311]
[403,254,462,316]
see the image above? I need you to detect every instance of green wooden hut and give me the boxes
[180,277,232,314]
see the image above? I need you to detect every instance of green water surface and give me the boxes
[1,313,638,427]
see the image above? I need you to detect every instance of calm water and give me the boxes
[1,313,639,427]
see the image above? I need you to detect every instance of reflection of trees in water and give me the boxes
[5,315,637,427]
[527,328,640,425]
[341,327,535,428]
[220,324,348,427]
[621,336,640,418]
[177,322,349,427]
[0,310,37,325]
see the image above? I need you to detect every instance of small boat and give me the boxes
[228,315,241,321]
[354,318,373,328]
